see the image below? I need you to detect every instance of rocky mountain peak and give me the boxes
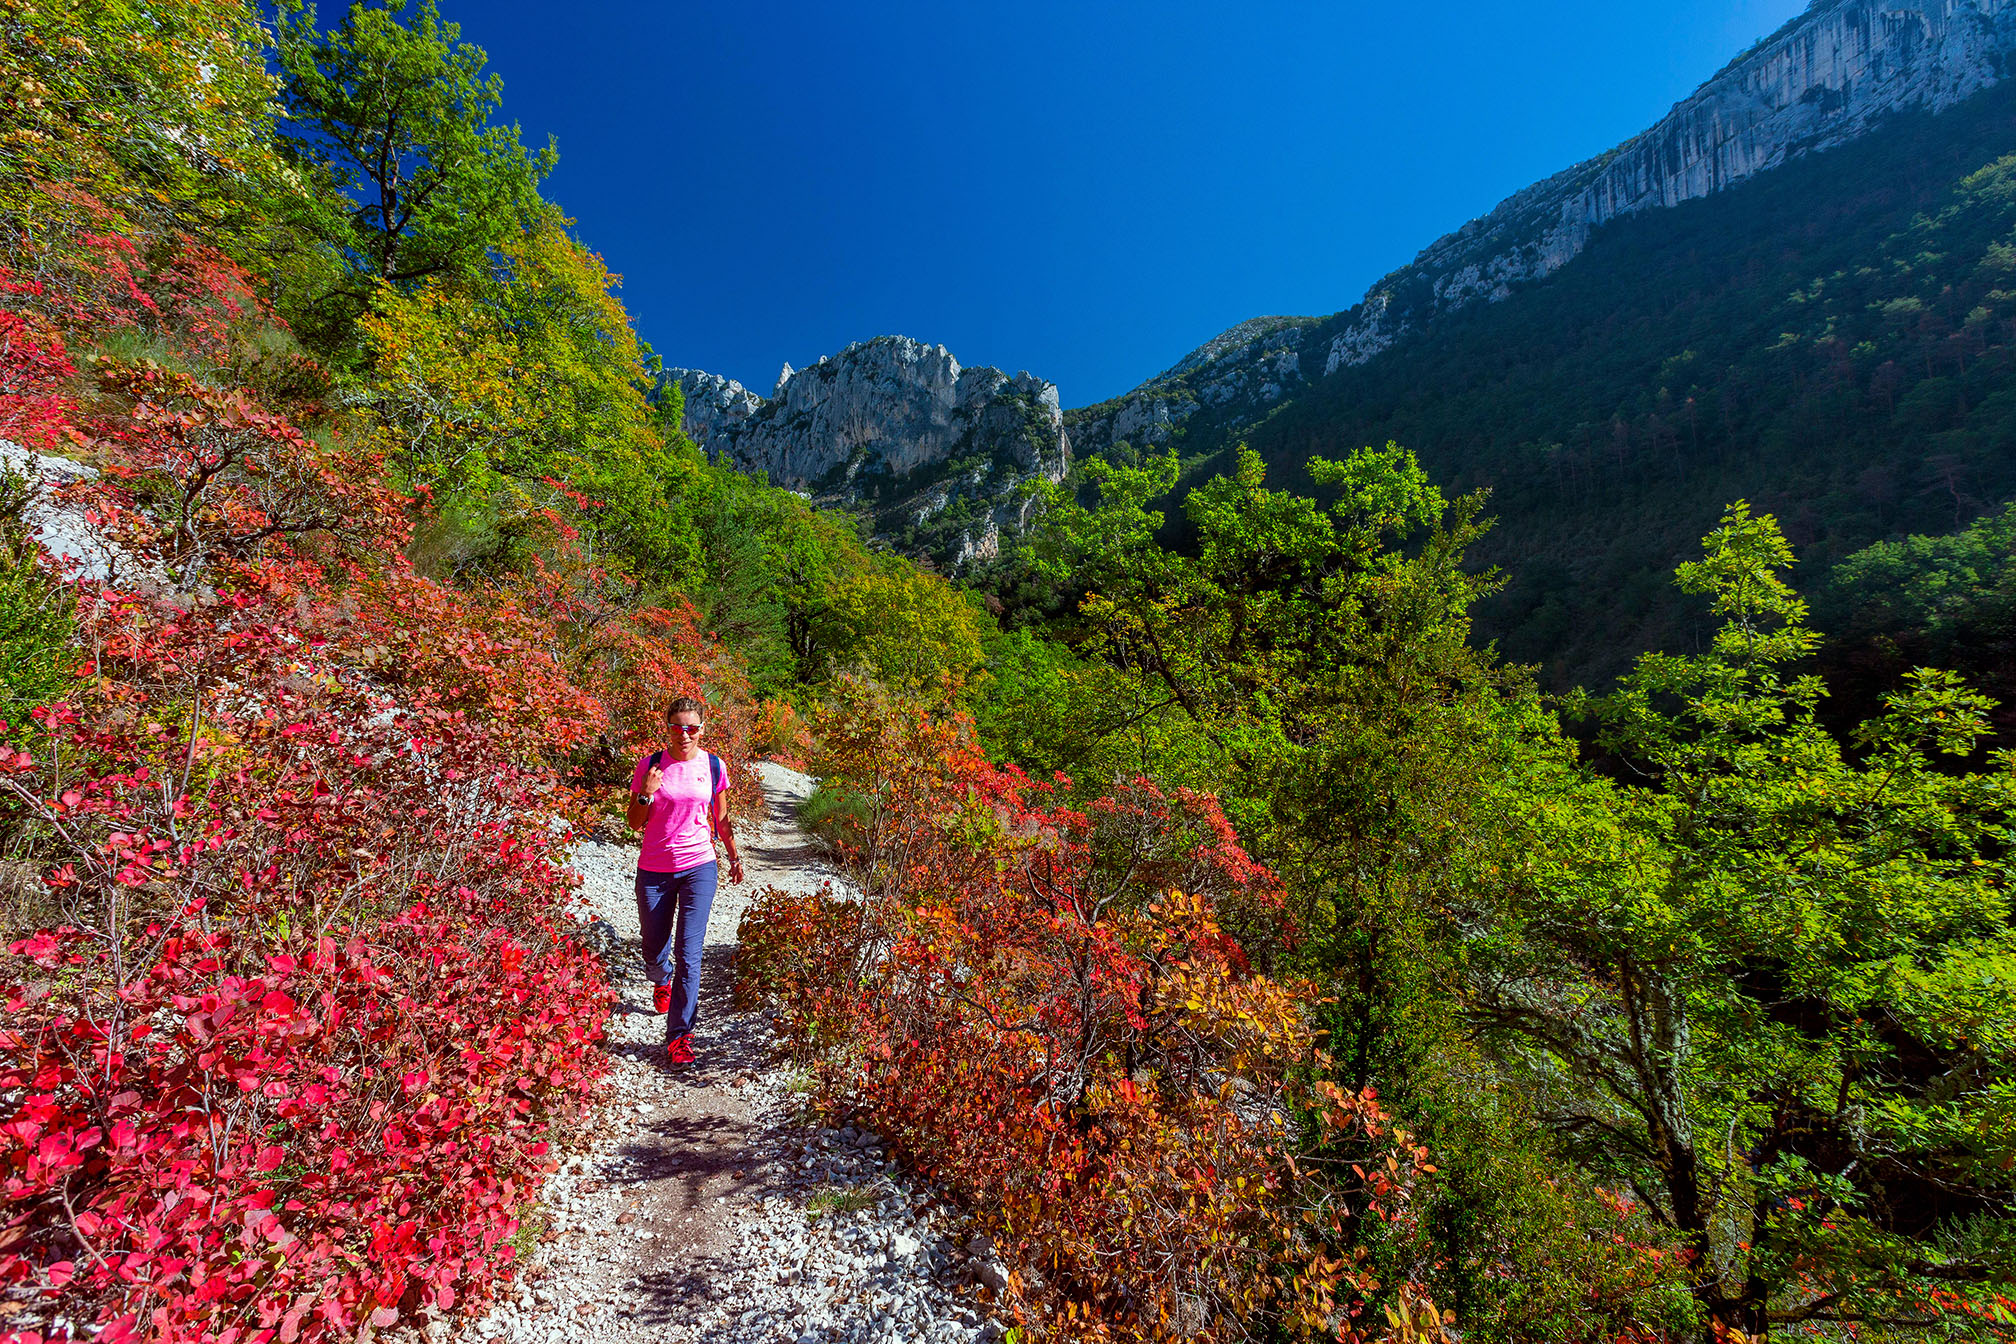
[665,335,1069,565]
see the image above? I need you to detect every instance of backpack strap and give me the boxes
[707,753,724,841]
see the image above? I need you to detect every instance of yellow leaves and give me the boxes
[1382,1287,1458,1343]
[360,213,664,500]
[811,554,990,690]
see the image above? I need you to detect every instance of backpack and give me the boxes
[645,750,724,836]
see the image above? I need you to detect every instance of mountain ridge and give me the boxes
[1067,0,2016,456]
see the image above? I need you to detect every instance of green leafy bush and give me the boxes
[796,779,870,854]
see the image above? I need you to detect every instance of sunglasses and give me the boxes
[671,723,704,735]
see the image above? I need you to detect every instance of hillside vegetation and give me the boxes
[1058,81,2016,694]
[786,441,2016,1341]
[3,5,2014,1344]
[0,2,984,1338]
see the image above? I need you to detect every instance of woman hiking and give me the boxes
[626,696,744,1065]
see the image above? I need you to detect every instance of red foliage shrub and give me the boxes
[738,679,1449,1343]
[2,820,602,1342]
[0,300,81,454]
[0,223,733,1341]
[5,184,274,364]
[746,697,809,769]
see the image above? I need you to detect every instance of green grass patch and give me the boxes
[508,1205,548,1261]
[805,1187,878,1218]
[0,462,77,744]
[797,781,868,854]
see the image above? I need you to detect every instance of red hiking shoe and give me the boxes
[652,983,672,1014]
[665,1035,696,1066]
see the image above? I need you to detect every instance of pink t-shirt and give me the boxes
[632,751,729,873]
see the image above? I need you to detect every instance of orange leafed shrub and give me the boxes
[738,679,1450,1343]
[747,696,811,768]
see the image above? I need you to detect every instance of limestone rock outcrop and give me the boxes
[666,336,1069,564]
[673,368,764,432]
[1066,317,1308,456]
[1069,0,2016,458]
[1325,0,2016,376]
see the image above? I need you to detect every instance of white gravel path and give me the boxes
[458,762,1005,1344]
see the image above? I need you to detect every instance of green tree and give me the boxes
[807,551,990,692]
[969,627,1095,777]
[1024,442,1501,850]
[1818,500,2016,745]
[679,464,859,697]
[360,210,701,575]
[272,0,555,345]
[1824,500,2016,645]
[1477,503,2016,1339]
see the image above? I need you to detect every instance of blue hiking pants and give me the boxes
[636,860,718,1042]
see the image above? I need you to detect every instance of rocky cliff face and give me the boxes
[1066,317,1310,457]
[667,336,1070,565]
[1069,0,2016,457]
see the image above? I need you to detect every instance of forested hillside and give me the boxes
[1040,64,2016,693]
[1222,80,2016,688]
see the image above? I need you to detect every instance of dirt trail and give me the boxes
[460,763,1000,1344]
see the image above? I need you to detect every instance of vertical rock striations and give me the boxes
[665,336,1070,565]
[1067,0,2016,459]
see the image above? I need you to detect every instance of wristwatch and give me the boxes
[632,792,652,807]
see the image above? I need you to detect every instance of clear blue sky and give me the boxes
[440,0,1809,407]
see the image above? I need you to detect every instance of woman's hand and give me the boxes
[728,855,746,884]
[624,764,661,831]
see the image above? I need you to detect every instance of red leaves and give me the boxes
[0,220,650,1343]
[739,687,1424,1341]
[3,893,611,1339]
[0,307,81,452]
